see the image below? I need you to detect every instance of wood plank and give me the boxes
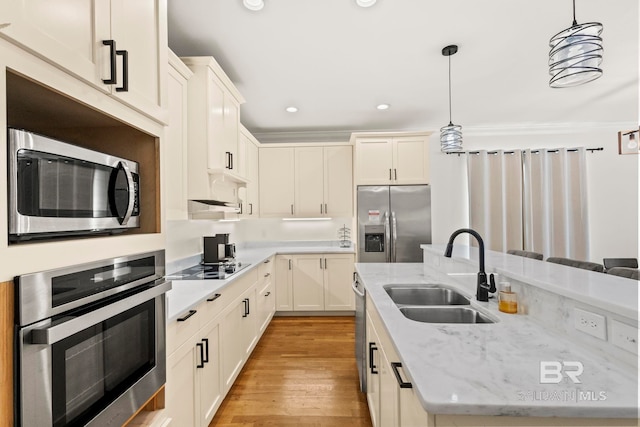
[0,281,14,427]
[209,317,371,427]
[121,385,165,427]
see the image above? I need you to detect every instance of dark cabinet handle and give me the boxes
[225,152,232,169]
[115,49,128,92]
[177,309,197,322]
[102,40,117,84]
[368,342,378,374]
[196,342,205,368]
[394,169,397,180]
[389,169,392,180]
[391,362,412,388]
[206,293,221,302]
[263,258,270,264]
[265,291,271,296]
[246,298,250,315]
[202,338,209,363]
[230,153,234,170]
[242,298,249,317]
[249,203,253,215]
[240,203,243,215]
[264,273,270,278]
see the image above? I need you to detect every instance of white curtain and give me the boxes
[467,150,523,252]
[522,148,589,260]
[467,148,589,260]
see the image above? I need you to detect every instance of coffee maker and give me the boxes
[203,234,236,264]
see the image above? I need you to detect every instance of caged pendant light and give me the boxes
[440,45,462,152]
[548,0,603,88]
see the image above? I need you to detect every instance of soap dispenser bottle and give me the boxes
[498,282,518,314]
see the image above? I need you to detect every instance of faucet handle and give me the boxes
[488,273,497,294]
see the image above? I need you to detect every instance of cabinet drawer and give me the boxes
[167,306,202,356]
[258,257,274,284]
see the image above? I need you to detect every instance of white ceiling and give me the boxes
[168,0,639,142]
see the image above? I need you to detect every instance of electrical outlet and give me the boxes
[611,320,639,354]
[574,308,607,340]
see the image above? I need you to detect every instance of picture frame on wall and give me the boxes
[618,128,640,155]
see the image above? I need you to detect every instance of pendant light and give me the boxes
[548,0,603,88]
[440,44,462,153]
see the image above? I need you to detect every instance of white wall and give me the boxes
[234,217,353,243]
[165,216,353,263]
[430,125,639,263]
[165,220,239,264]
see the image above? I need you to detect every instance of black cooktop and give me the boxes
[167,261,250,280]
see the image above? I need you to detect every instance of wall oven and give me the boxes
[14,250,170,427]
[8,128,140,242]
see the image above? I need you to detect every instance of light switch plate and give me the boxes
[574,308,607,340]
[611,320,639,354]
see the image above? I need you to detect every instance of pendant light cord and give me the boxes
[572,0,577,26]
[448,55,453,125]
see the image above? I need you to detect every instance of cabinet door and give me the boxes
[293,255,324,311]
[366,316,380,427]
[323,146,353,217]
[166,339,198,427]
[275,256,293,311]
[256,281,274,335]
[399,386,433,427]
[246,140,260,216]
[237,130,249,180]
[224,95,240,173]
[294,147,325,217]
[323,254,355,311]
[259,148,295,217]
[379,348,399,427]
[198,321,222,426]
[393,136,430,184]
[241,288,258,358]
[165,56,190,220]
[110,0,166,117]
[206,72,227,170]
[355,138,393,185]
[0,0,111,88]
[220,298,246,392]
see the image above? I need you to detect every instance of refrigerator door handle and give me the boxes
[384,211,391,263]
[391,211,398,262]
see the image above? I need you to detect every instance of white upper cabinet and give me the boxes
[238,125,260,218]
[354,133,430,185]
[259,147,295,217]
[323,145,353,217]
[0,0,168,122]
[260,144,353,218]
[182,56,246,200]
[295,147,325,217]
[165,51,192,220]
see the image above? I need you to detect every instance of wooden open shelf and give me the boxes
[5,70,161,240]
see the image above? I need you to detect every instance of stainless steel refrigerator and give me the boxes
[357,185,431,262]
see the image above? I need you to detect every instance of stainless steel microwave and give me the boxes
[8,128,140,241]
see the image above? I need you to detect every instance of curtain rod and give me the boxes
[445,147,604,156]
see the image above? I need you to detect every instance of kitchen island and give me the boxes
[356,245,638,425]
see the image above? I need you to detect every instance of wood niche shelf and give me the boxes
[6,70,161,239]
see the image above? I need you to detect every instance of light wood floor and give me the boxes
[209,316,372,427]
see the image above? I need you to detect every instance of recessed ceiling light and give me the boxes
[376,104,390,110]
[243,0,264,11]
[286,106,298,113]
[356,0,377,7]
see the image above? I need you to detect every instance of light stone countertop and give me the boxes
[356,260,639,418]
[166,241,355,322]
[422,244,639,320]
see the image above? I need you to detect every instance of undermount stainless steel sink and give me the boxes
[399,306,495,324]
[384,284,470,306]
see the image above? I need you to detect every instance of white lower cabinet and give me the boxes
[366,295,434,427]
[221,285,257,392]
[275,253,355,312]
[166,268,264,426]
[166,316,222,427]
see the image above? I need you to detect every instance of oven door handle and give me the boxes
[30,281,171,345]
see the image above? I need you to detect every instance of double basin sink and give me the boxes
[384,284,496,324]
